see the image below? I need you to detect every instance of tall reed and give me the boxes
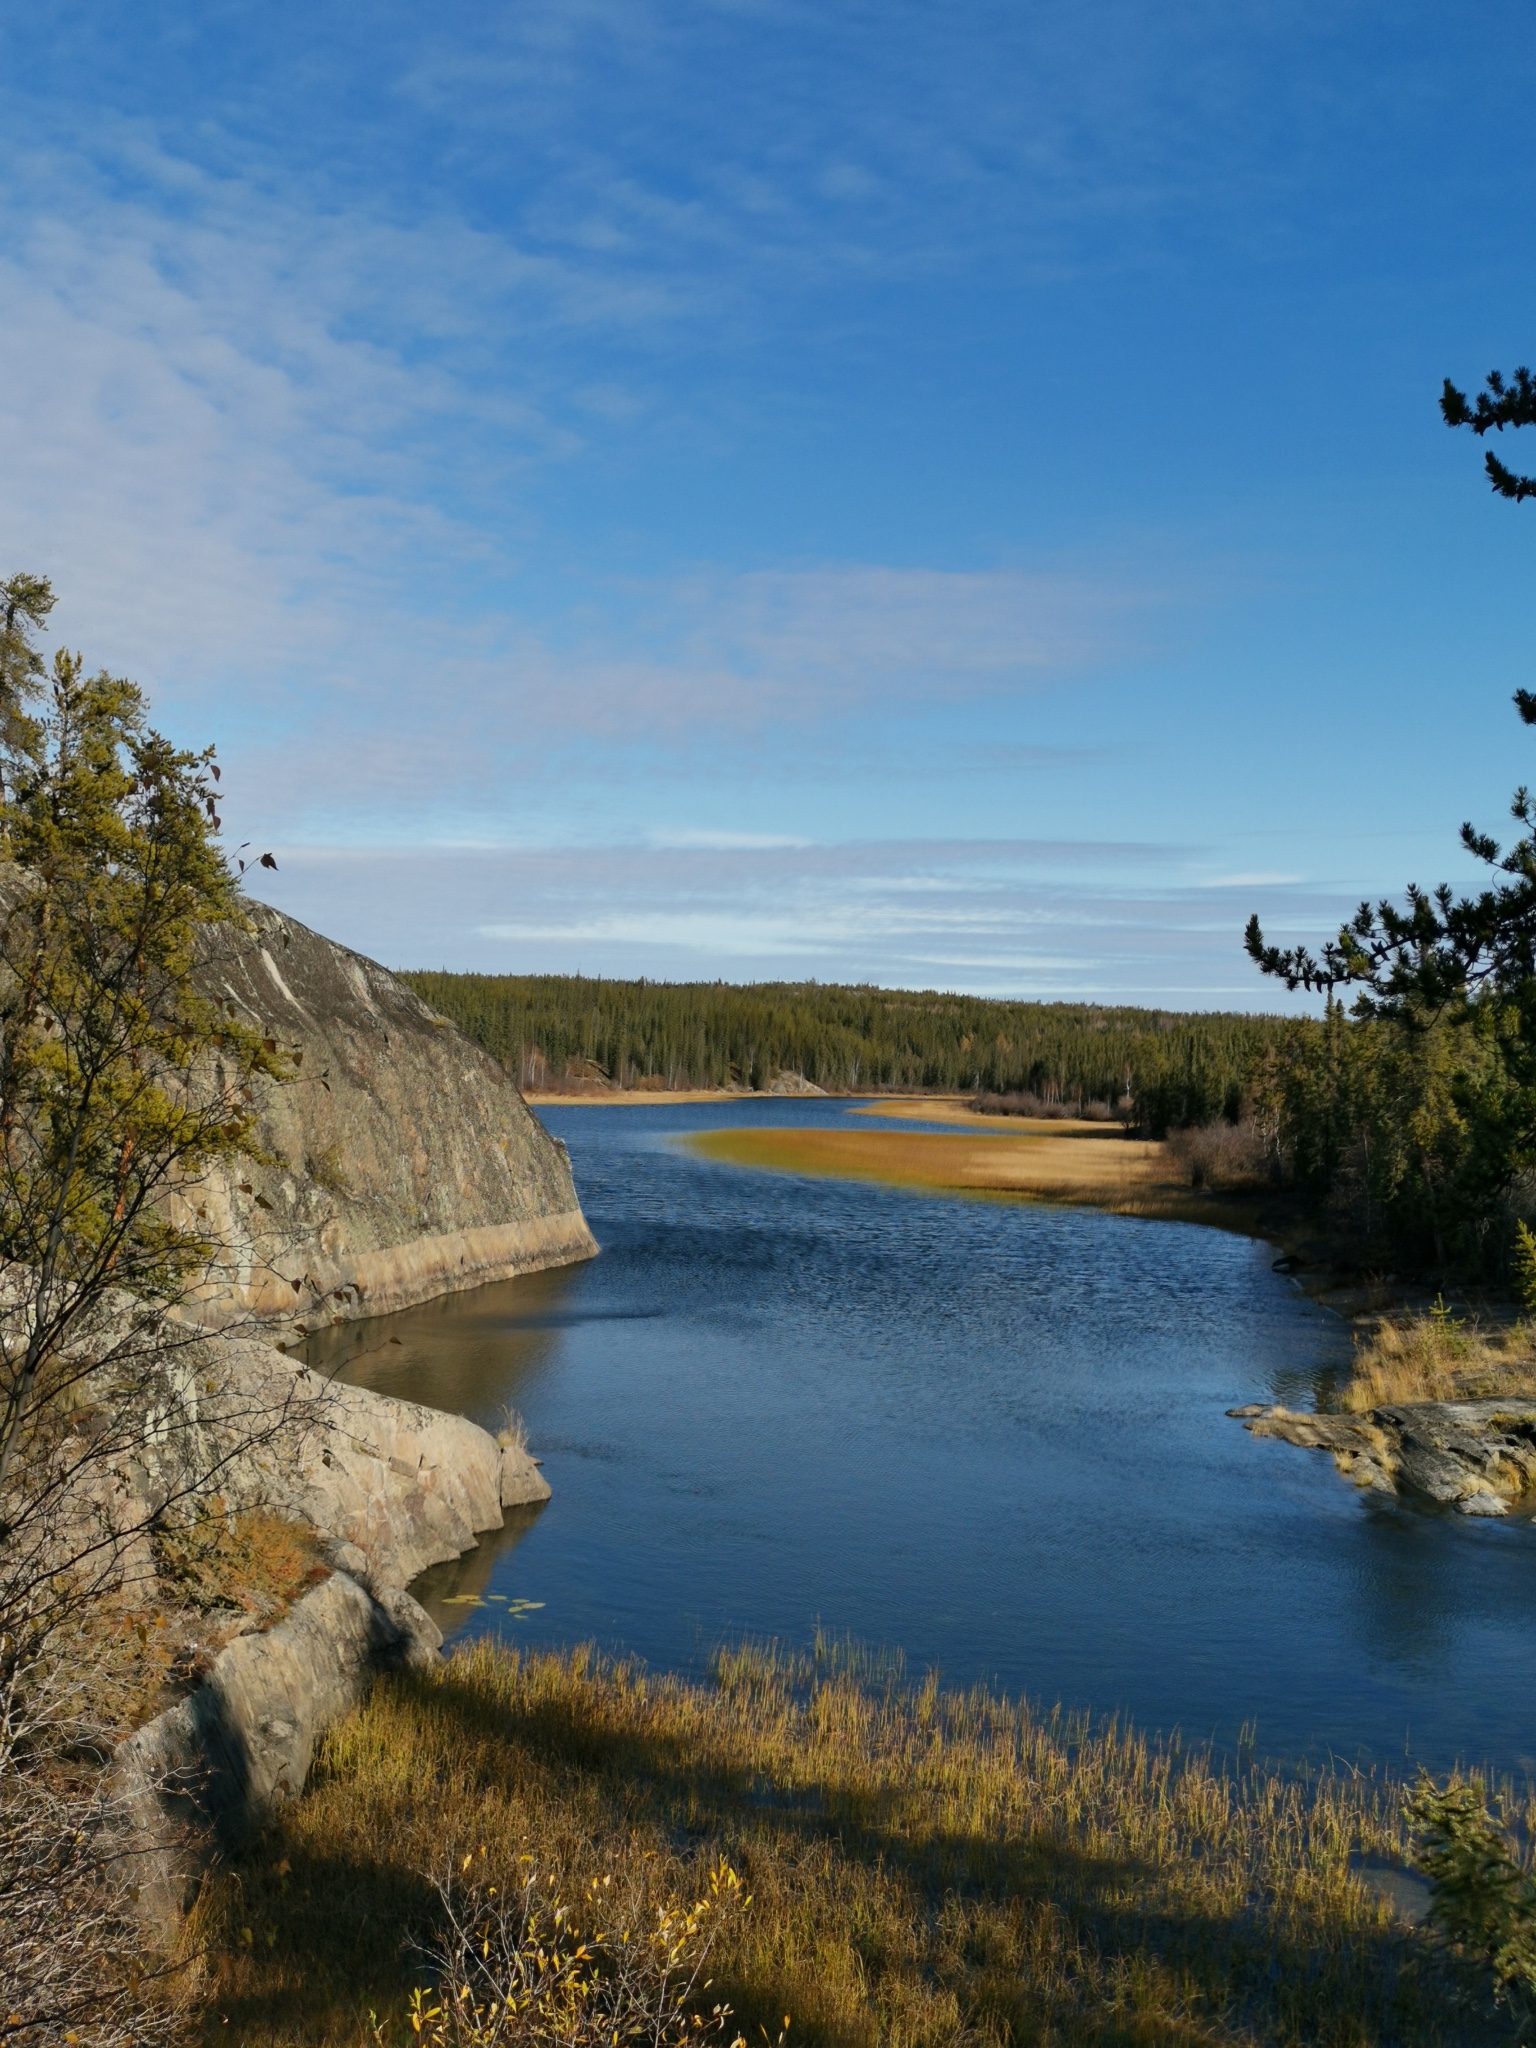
[1335,1309,1536,1411]
[190,1639,1501,2046]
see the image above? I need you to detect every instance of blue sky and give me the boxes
[4,0,1536,1002]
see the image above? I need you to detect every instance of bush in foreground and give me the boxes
[380,1852,753,2048]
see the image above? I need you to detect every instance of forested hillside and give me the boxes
[400,972,1293,1133]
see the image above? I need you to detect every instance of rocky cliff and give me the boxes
[96,899,594,1928]
[184,901,596,1334]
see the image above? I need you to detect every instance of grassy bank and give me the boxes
[686,1119,1281,1236]
[1332,1308,1536,1411]
[189,1638,1500,2047]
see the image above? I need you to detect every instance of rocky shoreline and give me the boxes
[1231,1397,1536,1516]
[112,1337,555,1930]
[102,903,594,1934]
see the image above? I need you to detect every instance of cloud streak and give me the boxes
[3,0,1503,1003]
[254,835,1332,1005]
[0,115,1177,853]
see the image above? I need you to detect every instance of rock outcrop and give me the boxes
[112,1335,551,1930]
[185,900,595,1335]
[234,1335,552,1584]
[114,1327,551,1588]
[1231,1398,1536,1515]
[114,1556,444,1925]
[104,898,588,1929]
[114,1566,438,1928]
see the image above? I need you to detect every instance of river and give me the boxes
[309,1097,1536,1778]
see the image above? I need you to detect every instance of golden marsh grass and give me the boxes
[1336,1311,1536,1412]
[189,1639,1495,2047]
[685,1123,1277,1236]
[689,1124,1169,1197]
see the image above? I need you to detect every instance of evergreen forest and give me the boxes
[400,969,1290,1135]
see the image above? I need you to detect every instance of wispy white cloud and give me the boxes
[252,835,1340,1006]
[648,828,812,849]
[0,1,1421,1007]
[0,114,1179,854]
[1195,871,1304,889]
[391,0,1366,288]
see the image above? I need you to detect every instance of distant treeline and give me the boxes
[399,972,1294,1135]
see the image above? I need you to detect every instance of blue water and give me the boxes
[310,1099,1536,1778]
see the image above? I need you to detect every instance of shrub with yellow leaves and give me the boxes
[372,1850,765,2048]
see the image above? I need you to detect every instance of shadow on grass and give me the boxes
[204,1657,1511,2048]
[197,1840,441,2041]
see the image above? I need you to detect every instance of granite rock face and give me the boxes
[183,899,595,1334]
[1232,1398,1536,1515]
[105,898,581,1931]
[109,1336,551,1934]
[113,1568,440,1929]
[251,1343,552,1587]
[121,1329,552,1589]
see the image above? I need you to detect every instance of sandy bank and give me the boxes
[853,1094,1123,1135]
[526,1087,756,1105]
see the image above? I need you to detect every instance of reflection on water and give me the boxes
[304,1097,1536,1777]
[409,1503,548,1613]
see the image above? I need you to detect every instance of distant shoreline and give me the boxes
[524,1086,830,1106]
[528,1085,1268,1229]
[523,1088,1084,1111]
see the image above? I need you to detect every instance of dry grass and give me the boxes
[692,1118,1298,1239]
[1335,1310,1536,1412]
[690,1123,1170,1201]
[187,1639,1500,2047]
[155,1506,330,1621]
[687,1125,1282,1244]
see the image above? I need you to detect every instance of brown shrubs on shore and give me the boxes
[1164,1120,1276,1193]
[189,1638,1491,2047]
[971,1089,1120,1121]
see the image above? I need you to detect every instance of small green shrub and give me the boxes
[1408,1772,1536,2014]
[1513,1221,1536,1316]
